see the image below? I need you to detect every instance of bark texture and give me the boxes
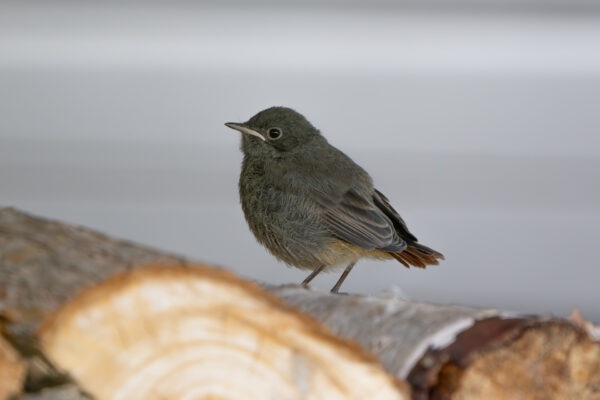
[0,334,25,400]
[0,207,186,334]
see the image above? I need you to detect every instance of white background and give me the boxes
[1,1,599,320]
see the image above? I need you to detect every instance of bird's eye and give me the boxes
[267,128,282,140]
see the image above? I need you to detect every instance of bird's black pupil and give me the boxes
[268,128,281,139]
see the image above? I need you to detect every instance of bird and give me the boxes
[225,106,443,293]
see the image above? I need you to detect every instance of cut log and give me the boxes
[39,265,409,400]
[0,333,25,400]
[269,286,600,399]
[1,207,599,399]
[430,321,600,400]
[0,207,186,336]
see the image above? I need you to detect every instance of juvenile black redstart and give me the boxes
[226,106,443,293]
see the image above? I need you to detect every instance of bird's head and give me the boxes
[225,107,323,157]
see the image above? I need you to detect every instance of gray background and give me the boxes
[1,1,599,320]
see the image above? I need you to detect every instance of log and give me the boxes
[0,207,186,334]
[1,207,599,399]
[270,287,600,399]
[0,334,25,400]
[39,265,408,400]
[0,207,186,392]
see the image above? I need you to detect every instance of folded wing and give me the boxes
[317,188,407,252]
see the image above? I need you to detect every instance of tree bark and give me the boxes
[1,207,599,399]
[270,286,600,399]
[0,334,25,400]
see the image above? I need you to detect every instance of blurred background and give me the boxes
[1,1,599,320]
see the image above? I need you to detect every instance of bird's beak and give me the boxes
[224,123,265,141]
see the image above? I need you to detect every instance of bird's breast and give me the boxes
[238,167,336,268]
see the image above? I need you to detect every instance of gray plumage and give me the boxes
[226,106,443,293]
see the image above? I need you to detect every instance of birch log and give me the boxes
[1,207,599,399]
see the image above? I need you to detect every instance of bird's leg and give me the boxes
[301,265,325,287]
[330,262,356,294]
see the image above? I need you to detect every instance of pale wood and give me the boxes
[1,207,599,399]
[0,334,25,400]
[433,322,600,400]
[39,264,409,400]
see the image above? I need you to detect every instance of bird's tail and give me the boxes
[389,242,444,268]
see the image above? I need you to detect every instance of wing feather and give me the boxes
[317,188,406,252]
[373,189,418,242]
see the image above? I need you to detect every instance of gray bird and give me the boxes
[226,107,443,293]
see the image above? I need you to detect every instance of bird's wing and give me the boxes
[316,187,407,252]
[372,189,418,242]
